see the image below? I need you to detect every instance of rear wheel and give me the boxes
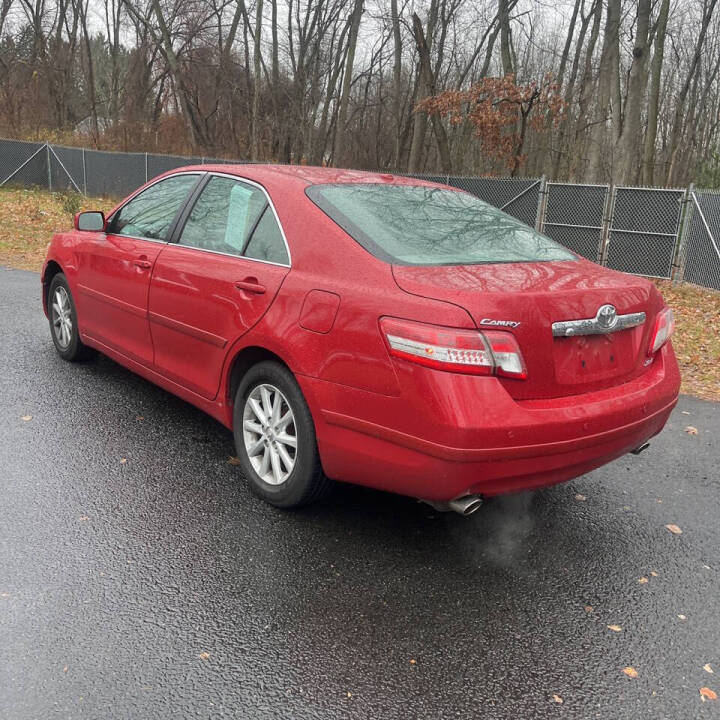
[233,361,332,508]
[48,273,94,361]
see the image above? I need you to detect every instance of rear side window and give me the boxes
[179,176,267,257]
[306,183,576,266]
[244,208,289,265]
[110,174,199,240]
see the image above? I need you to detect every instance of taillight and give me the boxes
[648,307,675,355]
[379,317,526,379]
[483,330,527,379]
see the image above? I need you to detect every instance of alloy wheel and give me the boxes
[242,383,298,485]
[52,286,73,349]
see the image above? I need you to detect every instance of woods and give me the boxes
[1,0,719,186]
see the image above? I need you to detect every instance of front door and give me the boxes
[148,175,291,399]
[76,173,201,365]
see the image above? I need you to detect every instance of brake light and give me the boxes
[483,330,527,379]
[379,317,526,379]
[648,307,675,355]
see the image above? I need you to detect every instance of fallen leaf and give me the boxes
[685,426,699,435]
[347,692,352,698]
[63,666,68,673]
[198,652,210,660]
[119,458,127,464]
[1,592,10,597]
[623,667,638,678]
[656,498,663,503]
[700,687,717,701]
[227,456,242,466]
[665,524,683,535]
[704,664,714,674]
[409,659,416,665]
[575,493,586,501]
[78,515,90,522]
[638,577,649,584]
[21,415,32,422]
[678,614,687,621]
[136,415,144,421]
[552,694,563,704]
[584,605,593,613]
[607,625,622,632]
[650,571,659,577]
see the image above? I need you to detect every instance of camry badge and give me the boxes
[480,318,521,328]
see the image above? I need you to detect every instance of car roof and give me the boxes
[162,163,440,190]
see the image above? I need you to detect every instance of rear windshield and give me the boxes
[306,183,576,265]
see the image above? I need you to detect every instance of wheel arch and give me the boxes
[42,260,65,314]
[226,345,293,407]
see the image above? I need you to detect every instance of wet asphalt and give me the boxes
[0,266,719,719]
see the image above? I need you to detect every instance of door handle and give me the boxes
[235,279,266,295]
[134,259,152,270]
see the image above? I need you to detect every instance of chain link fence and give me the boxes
[679,190,720,291]
[2,137,719,291]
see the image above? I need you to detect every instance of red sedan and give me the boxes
[42,166,680,514]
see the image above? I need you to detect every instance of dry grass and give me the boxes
[0,186,718,401]
[0,186,111,271]
[654,281,720,402]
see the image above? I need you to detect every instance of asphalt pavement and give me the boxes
[1,266,719,719]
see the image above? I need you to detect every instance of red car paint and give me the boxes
[42,165,681,503]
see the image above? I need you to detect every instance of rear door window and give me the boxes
[179,176,267,256]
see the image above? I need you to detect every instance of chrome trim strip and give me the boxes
[552,311,646,337]
[160,241,291,269]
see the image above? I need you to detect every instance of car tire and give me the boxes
[233,360,333,508]
[47,273,95,362]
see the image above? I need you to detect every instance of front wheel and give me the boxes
[47,273,94,361]
[233,361,332,508]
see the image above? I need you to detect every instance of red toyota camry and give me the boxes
[42,166,680,514]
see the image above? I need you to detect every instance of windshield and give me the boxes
[306,183,576,266]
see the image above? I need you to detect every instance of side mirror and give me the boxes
[75,211,105,232]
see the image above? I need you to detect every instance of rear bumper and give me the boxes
[299,344,681,501]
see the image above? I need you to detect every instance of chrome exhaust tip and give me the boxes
[448,495,484,516]
[421,494,483,516]
[631,442,650,455]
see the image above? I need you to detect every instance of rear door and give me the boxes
[148,174,291,399]
[76,173,201,365]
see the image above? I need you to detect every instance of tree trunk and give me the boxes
[616,0,651,184]
[641,0,669,185]
[498,0,514,76]
[250,0,264,160]
[411,12,452,173]
[333,0,364,167]
[390,0,403,168]
[587,0,621,182]
[665,0,718,185]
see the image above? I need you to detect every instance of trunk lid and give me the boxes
[392,258,663,400]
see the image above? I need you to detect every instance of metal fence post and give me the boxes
[144,153,148,183]
[535,175,548,231]
[672,184,694,285]
[46,142,52,192]
[82,148,87,196]
[598,183,615,265]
